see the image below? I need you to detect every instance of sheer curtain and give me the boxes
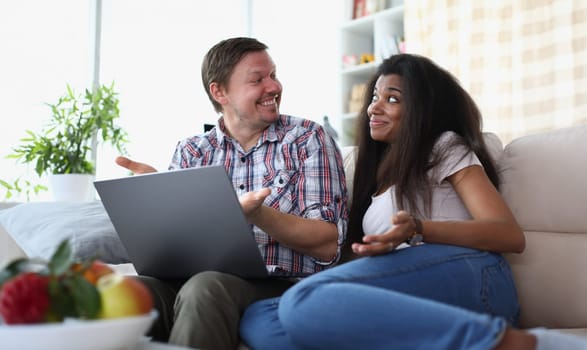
[405,0,587,143]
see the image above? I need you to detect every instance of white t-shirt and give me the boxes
[362,131,482,239]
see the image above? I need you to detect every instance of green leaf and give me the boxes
[48,240,74,276]
[48,278,78,320]
[47,272,101,320]
[0,179,13,189]
[0,257,49,287]
[69,274,101,319]
[0,258,30,287]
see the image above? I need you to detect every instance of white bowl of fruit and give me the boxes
[0,240,157,350]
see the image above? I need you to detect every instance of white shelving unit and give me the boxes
[337,3,404,145]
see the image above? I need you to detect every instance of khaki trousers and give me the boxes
[136,271,296,350]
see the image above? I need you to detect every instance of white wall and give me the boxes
[251,1,344,124]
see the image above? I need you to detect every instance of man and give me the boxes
[116,37,348,350]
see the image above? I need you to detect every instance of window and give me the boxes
[99,0,249,179]
[0,0,343,201]
[0,0,90,201]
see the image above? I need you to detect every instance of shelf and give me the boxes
[342,5,404,31]
[337,2,404,146]
[341,14,373,34]
[341,62,378,76]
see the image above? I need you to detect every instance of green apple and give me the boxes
[96,273,153,319]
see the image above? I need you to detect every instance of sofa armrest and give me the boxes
[0,223,26,266]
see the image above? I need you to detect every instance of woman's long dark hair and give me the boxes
[343,54,499,259]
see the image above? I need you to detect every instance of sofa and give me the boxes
[497,125,587,334]
[1,124,587,338]
[341,124,587,336]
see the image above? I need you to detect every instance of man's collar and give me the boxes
[214,115,284,149]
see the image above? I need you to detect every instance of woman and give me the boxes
[239,54,587,350]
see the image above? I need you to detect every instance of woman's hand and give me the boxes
[352,210,416,257]
[239,188,271,222]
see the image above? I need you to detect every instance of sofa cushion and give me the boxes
[0,201,129,264]
[498,125,587,233]
[506,231,587,328]
[499,125,587,328]
[0,222,26,266]
[341,146,357,203]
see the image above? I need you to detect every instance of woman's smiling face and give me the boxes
[367,74,403,143]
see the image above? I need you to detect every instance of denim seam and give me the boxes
[480,258,520,326]
[321,249,491,284]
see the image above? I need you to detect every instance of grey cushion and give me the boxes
[0,201,129,263]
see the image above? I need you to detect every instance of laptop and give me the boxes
[93,166,271,279]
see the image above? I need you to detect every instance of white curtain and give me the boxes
[405,0,587,143]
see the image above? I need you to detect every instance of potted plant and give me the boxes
[5,82,128,201]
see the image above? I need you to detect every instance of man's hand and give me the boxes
[115,156,158,174]
[239,187,339,261]
[239,188,271,221]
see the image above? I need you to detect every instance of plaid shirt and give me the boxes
[169,115,348,275]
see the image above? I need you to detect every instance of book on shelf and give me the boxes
[353,0,367,19]
[348,83,367,113]
[353,0,387,19]
[375,33,403,61]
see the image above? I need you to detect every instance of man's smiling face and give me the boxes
[221,50,282,129]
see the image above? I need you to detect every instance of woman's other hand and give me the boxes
[352,210,415,256]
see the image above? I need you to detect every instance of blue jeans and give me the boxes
[240,244,520,350]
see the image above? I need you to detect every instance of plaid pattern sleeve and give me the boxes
[168,115,349,275]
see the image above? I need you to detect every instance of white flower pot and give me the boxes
[49,174,96,202]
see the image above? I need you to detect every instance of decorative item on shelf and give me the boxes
[398,37,406,53]
[376,34,401,60]
[359,53,375,65]
[322,115,339,141]
[366,0,387,15]
[5,82,129,202]
[348,83,368,114]
[342,54,358,68]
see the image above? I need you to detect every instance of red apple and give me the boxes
[96,273,153,319]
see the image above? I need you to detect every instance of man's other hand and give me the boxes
[115,156,158,174]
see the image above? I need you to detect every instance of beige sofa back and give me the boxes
[500,125,587,329]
